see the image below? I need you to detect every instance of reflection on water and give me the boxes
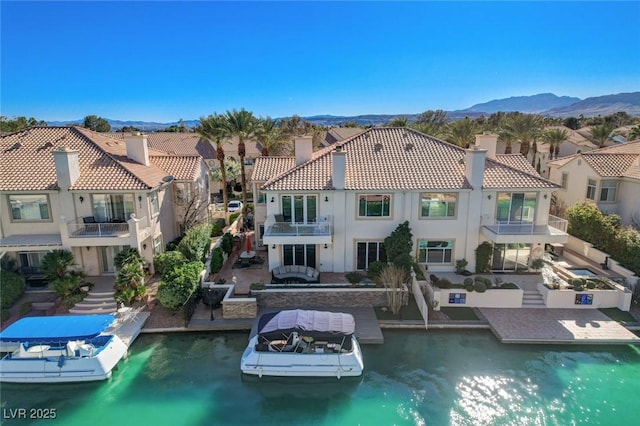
[1,330,639,425]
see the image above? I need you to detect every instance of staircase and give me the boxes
[68,290,117,314]
[522,289,545,308]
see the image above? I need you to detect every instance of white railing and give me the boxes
[548,215,568,233]
[264,216,332,237]
[67,219,129,237]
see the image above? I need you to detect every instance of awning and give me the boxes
[258,310,355,337]
[0,315,115,343]
[0,234,62,251]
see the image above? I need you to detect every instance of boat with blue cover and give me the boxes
[0,315,128,383]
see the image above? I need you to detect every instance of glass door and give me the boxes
[99,246,125,274]
[283,244,316,268]
[281,195,317,224]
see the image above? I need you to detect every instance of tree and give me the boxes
[415,110,448,130]
[542,128,569,160]
[198,114,231,211]
[383,221,413,272]
[589,123,615,148]
[497,129,516,154]
[0,116,47,132]
[442,117,478,148]
[386,116,410,127]
[499,113,544,161]
[256,117,290,156]
[563,117,580,130]
[278,114,313,137]
[210,159,241,193]
[83,115,111,132]
[629,125,640,141]
[39,250,76,283]
[117,126,140,133]
[223,109,258,216]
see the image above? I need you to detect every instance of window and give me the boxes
[418,240,453,264]
[586,179,597,200]
[283,244,316,268]
[175,182,192,205]
[19,251,48,273]
[358,194,391,217]
[356,241,387,270]
[561,173,568,189]
[599,180,617,202]
[496,192,537,223]
[281,195,317,223]
[420,193,456,218]
[153,236,163,255]
[150,192,159,216]
[257,187,266,204]
[9,195,51,221]
[92,194,134,222]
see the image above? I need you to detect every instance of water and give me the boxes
[2,330,639,425]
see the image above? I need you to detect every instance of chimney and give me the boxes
[53,147,80,189]
[125,133,150,166]
[464,146,486,190]
[331,146,346,190]
[294,137,313,166]
[475,132,497,159]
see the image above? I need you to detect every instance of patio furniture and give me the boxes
[272,265,320,283]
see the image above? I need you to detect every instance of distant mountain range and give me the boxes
[47,91,640,130]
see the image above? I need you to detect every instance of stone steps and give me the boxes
[522,290,545,308]
[70,289,117,314]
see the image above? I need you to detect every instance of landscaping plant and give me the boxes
[0,270,25,309]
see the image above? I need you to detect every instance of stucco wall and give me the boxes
[252,287,407,308]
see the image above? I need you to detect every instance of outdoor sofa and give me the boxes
[271,265,320,283]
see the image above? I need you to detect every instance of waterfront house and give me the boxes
[251,128,568,275]
[548,140,640,226]
[0,127,209,279]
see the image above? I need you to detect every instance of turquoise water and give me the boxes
[2,330,639,425]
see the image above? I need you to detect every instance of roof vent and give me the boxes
[403,132,408,138]
[405,143,414,152]
[374,143,383,152]
[458,158,465,165]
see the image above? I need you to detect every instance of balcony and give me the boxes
[481,215,568,244]
[63,216,152,247]
[262,216,333,245]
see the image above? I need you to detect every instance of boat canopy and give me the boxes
[258,310,355,340]
[0,315,114,343]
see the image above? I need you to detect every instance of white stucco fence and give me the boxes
[429,283,524,309]
[537,282,632,311]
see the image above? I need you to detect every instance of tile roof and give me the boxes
[548,141,640,180]
[0,127,201,191]
[260,128,556,191]
[110,132,216,159]
[251,157,296,182]
[150,155,202,181]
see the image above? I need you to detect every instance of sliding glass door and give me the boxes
[281,195,317,224]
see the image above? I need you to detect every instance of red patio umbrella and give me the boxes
[246,234,252,253]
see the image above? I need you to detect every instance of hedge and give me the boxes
[178,223,212,262]
[0,270,25,308]
[157,261,204,310]
[153,251,187,276]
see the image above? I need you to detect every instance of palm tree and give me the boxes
[39,249,76,282]
[256,117,289,156]
[500,113,544,162]
[198,114,231,211]
[442,117,478,148]
[542,128,569,160]
[386,117,409,127]
[497,130,516,154]
[223,109,258,215]
[589,123,615,148]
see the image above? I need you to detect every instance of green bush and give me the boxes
[211,221,224,237]
[345,272,365,285]
[114,248,143,270]
[586,281,596,289]
[157,261,204,310]
[465,284,474,292]
[50,271,88,308]
[570,278,584,288]
[210,247,224,274]
[115,262,146,306]
[153,251,187,276]
[221,233,233,256]
[475,242,492,273]
[412,263,426,280]
[437,278,452,289]
[367,261,386,282]
[463,277,474,287]
[474,281,487,293]
[1,309,10,322]
[250,282,266,291]
[500,282,519,289]
[178,223,212,262]
[455,259,468,273]
[229,213,241,225]
[166,236,183,251]
[383,221,413,272]
[0,270,25,308]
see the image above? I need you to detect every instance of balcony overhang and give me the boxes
[0,234,63,252]
[263,222,333,245]
[481,225,568,244]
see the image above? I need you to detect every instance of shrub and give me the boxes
[345,272,365,285]
[474,281,487,293]
[114,248,143,270]
[221,233,233,256]
[0,270,25,308]
[500,282,519,289]
[210,247,224,274]
[475,242,492,273]
[115,262,146,306]
[570,278,584,288]
[39,249,76,282]
[465,284,474,292]
[455,259,468,274]
[211,221,224,237]
[367,261,386,282]
[530,258,545,271]
[437,278,452,289]
[166,236,183,251]
[379,265,408,315]
[229,213,241,226]
[153,251,187,276]
[586,281,596,289]
[463,277,474,287]
[412,263,426,280]
[1,309,10,322]
[178,223,212,262]
[157,261,204,310]
[250,282,266,291]
[50,271,89,308]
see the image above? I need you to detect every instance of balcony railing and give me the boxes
[483,215,568,236]
[67,219,130,238]
[264,217,332,237]
[548,215,568,233]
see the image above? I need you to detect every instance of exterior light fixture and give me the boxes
[487,194,492,200]
[143,244,147,250]
[272,245,276,249]
[324,196,329,202]
[86,246,91,251]
[79,196,84,203]
[324,244,328,249]
[270,197,275,203]
[544,194,548,199]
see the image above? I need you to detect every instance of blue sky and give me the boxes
[1,1,639,122]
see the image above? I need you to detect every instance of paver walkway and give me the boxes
[480,308,640,344]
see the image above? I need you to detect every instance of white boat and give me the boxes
[241,310,364,378]
[0,315,128,383]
